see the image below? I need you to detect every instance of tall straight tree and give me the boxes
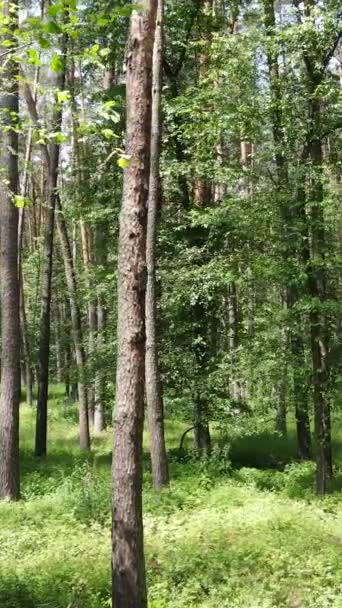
[0,0,21,500]
[56,198,90,450]
[35,38,67,457]
[263,0,312,458]
[301,0,339,493]
[145,0,169,489]
[112,1,157,606]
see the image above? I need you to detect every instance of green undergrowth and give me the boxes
[1,390,342,607]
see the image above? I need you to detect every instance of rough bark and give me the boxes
[145,0,169,489]
[0,0,21,499]
[56,198,90,450]
[112,2,157,607]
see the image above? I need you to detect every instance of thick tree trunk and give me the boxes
[112,2,157,607]
[56,199,90,450]
[145,0,169,489]
[35,44,66,457]
[0,0,21,499]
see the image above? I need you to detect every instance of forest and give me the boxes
[0,0,341,606]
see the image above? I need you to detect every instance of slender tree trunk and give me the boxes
[20,272,33,405]
[0,0,21,500]
[302,0,332,493]
[112,2,157,607]
[307,106,332,493]
[18,72,37,407]
[35,42,67,457]
[263,0,312,456]
[227,282,241,402]
[145,0,169,489]
[56,199,90,450]
[55,301,63,383]
[80,220,96,425]
[193,396,211,454]
[94,293,105,432]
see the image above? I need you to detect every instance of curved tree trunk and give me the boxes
[112,2,157,606]
[0,0,20,499]
[145,0,169,489]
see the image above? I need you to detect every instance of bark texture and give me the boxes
[112,2,157,607]
[145,0,169,489]
[0,0,21,499]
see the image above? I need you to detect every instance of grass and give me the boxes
[1,386,342,607]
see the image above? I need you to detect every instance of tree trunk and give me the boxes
[56,198,90,450]
[307,108,332,493]
[20,270,33,406]
[145,0,169,490]
[112,2,157,607]
[0,0,21,500]
[193,397,211,455]
[227,282,241,402]
[94,294,105,432]
[80,220,96,425]
[263,0,312,456]
[55,302,63,384]
[35,42,67,457]
[302,0,332,494]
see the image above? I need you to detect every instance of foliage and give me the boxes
[2,401,342,607]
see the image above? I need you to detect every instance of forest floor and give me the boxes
[1,387,342,608]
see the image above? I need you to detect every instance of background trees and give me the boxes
[0,0,340,604]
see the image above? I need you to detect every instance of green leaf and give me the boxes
[116,4,142,17]
[38,36,51,49]
[44,20,63,34]
[117,155,131,169]
[47,4,64,17]
[57,90,71,103]
[27,48,42,66]
[51,54,64,72]
[14,195,30,208]
[50,131,67,143]
[101,128,117,140]
[96,15,109,27]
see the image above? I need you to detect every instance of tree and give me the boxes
[263,0,312,457]
[0,0,21,500]
[56,198,90,450]
[112,1,157,607]
[35,37,67,457]
[145,0,169,489]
